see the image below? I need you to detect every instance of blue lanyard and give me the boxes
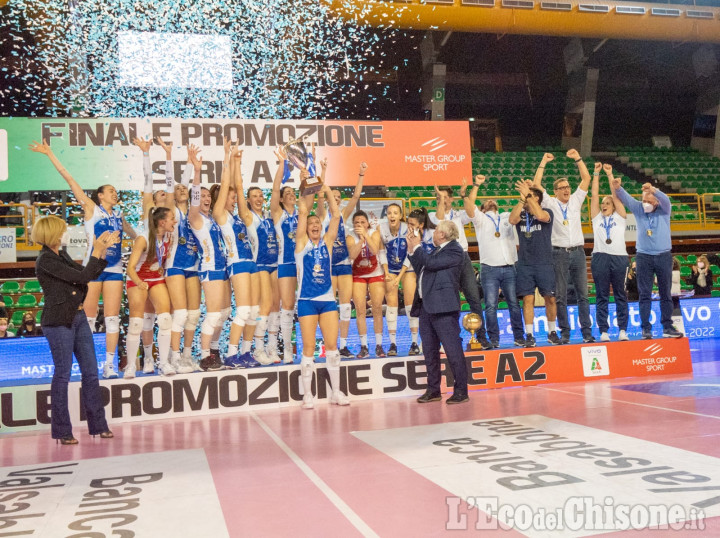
[156,237,166,265]
[486,213,501,235]
[645,212,656,232]
[559,203,569,223]
[601,216,613,241]
[524,211,534,234]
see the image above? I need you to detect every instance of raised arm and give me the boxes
[611,175,642,214]
[464,174,485,218]
[532,152,554,190]
[646,183,672,213]
[604,164,626,218]
[567,148,591,192]
[270,145,287,223]
[323,183,340,250]
[590,162,601,219]
[133,137,155,220]
[342,162,366,221]
[212,138,234,225]
[155,137,176,211]
[518,180,550,222]
[29,139,95,217]
[434,185,446,221]
[295,193,309,253]
[180,145,196,187]
[187,145,204,230]
[122,217,137,240]
[314,157,329,223]
[233,148,253,227]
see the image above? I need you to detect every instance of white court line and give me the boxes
[542,387,720,420]
[251,412,379,538]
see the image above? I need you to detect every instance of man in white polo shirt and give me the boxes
[463,174,525,347]
[533,150,594,344]
[430,185,490,349]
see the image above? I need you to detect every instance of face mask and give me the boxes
[698,263,705,269]
[642,202,654,213]
[60,230,70,246]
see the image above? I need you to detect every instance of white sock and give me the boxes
[105,352,114,365]
[171,350,181,361]
[411,332,418,344]
[157,330,170,365]
[143,344,153,359]
[375,333,383,346]
[228,344,238,356]
[548,321,556,332]
[210,339,219,351]
[389,333,396,344]
[281,309,294,354]
[242,339,253,354]
[339,337,347,348]
[201,348,210,359]
[525,324,534,335]
[182,346,193,360]
[360,335,367,347]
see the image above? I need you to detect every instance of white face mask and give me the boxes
[60,231,70,247]
[642,202,655,213]
[698,263,705,269]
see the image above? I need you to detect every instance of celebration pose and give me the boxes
[124,207,177,378]
[295,185,349,409]
[30,139,136,379]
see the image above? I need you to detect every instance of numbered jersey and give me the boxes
[379,220,409,273]
[167,207,199,271]
[296,239,334,302]
[251,210,278,267]
[322,213,350,266]
[276,209,298,265]
[84,205,123,272]
[219,211,257,266]
[191,213,227,273]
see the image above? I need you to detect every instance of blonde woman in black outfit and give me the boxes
[33,215,117,445]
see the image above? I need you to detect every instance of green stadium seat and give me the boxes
[11,311,24,327]
[687,254,697,264]
[461,303,470,312]
[680,266,691,277]
[22,280,41,293]
[36,310,42,324]
[2,296,13,308]
[17,295,37,308]
[0,281,20,293]
[712,290,720,298]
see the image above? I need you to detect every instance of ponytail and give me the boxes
[408,207,434,230]
[146,206,171,266]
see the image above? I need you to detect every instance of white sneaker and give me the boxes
[283,351,294,364]
[600,332,610,342]
[158,361,177,376]
[267,349,281,364]
[255,349,272,365]
[103,362,118,379]
[143,359,155,374]
[618,330,629,341]
[174,353,194,374]
[330,391,350,406]
[301,394,314,409]
[124,362,136,379]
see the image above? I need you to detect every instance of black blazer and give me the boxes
[35,246,108,327]
[408,240,464,316]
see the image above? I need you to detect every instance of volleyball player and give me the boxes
[403,207,434,354]
[188,145,228,371]
[295,184,349,409]
[347,210,386,358]
[124,207,176,378]
[30,139,137,379]
[379,202,418,356]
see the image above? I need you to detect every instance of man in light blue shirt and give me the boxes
[612,178,683,339]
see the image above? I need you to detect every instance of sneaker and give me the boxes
[513,337,526,347]
[356,345,370,359]
[240,352,261,368]
[524,334,536,348]
[209,349,221,363]
[583,335,596,343]
[330,391,350,406]
[479,338,492,351]
[223,354,243,369]
[547,331,561,345]
[200,353,223,371]
[663,326,684,339]
[642,329,653,340]
[560,332,570,345]
[174,353,194,374]
[338,346,354,359]
[157,361,177,376]
[254,349,273,366]
[124,362,136,379]
[387,343,398,357]
[491,341,500,349]
[375,345,386,358]
[103,362,118,379]
[407,343,421,356]
[283,351,294,365]
[618,330,629,341]
[600,332,610,342]
[416,390,442,403]
[446,393,469,405]
[266,349,281,364]
[301,393,314,410]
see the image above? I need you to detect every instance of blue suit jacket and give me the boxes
[408,240,464,316]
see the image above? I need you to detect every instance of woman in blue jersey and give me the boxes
[30,139,137,380]
[379,203,419,356]
[315,161,366,358]
[295,183,349,409]
[187,145,228,372]
[247,185,281,364]
[271,146,300,364]
[407,207,436,254]
[213,142,262,368]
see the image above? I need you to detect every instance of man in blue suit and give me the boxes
[407,220,468,404]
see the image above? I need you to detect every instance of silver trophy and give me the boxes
[283,135,323,195]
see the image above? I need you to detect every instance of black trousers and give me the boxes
[419,303,468,396]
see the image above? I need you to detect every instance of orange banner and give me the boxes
[440,338,693,391]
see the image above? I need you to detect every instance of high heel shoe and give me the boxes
[56,436,78,445]
[93,430,114,439]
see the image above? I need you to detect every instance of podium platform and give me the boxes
[0,338,692,434]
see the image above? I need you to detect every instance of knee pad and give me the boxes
[143,312,156,332]
[157,312,172,332]
[201,311,222,336]
[127,317,143,336]
[327,350,341,368]
[232,305,252,327]
[104,315,120,334]
[247,305,260,326]
[386,306,398,325]
[171,309,188,333]
[339,303,352,322]
[268,311,281,332]
[301,356,315,377]
[220,307,232,324]
[185,309,201,331]
[408,315,419,330]
[281,309,294,324]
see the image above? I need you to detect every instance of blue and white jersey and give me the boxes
[276,209,298,266]
[379,220,410,273]
[296,239,334,302]
[421,228,436,254]
[167,207,199,271]
[322,213,351,266]
[191,213,227,273]
[219,211,257,265]
[251,209,278,266]
[84,204,123,272]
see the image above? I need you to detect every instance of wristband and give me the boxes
[574,158,582,163]
[593,173,600,176]
[538,166,545,169]
[165,160,175,193]
[191,184,201,207]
